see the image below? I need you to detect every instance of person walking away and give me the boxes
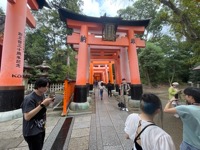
[168,82,181,118]
[99,82,105,100]
[98,80,102,96]
[164,87,200,150]
[119,78,130,111]
[107,80,112,97]
[21,78,55,150]
[125,93,176,150]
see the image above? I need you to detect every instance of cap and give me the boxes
[172,82,179,86]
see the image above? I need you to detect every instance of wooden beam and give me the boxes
[135,38,146,48]
[118,26,145,34]
[28,0,39,10]
[7,0,16,4]
[67,33,80,44]
[26,7,36,28]
[91,55,117,59]
[68,33,146,47]
[67,19,102,29]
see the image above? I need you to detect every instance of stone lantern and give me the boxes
[35,60,51,78]
[23,60,33,93]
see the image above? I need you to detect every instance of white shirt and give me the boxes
[125,113,176,150]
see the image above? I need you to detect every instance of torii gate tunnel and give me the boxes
[58,8,150,103]
[0,0,50,112]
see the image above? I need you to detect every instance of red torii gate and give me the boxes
[58,8,149,107]
[0,0,50,112]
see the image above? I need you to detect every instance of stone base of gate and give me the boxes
[68,97,93,115]
[128,99,140,108]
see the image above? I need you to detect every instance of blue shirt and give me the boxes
[176,105,200,149]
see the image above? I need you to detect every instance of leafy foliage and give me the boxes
[119,0,200,86]
[25,0,83,82]
[139,42,165,86]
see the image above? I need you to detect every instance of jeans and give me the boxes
[180,141,200,150]
[24,131,45,150]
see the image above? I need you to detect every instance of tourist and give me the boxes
[119,78,130,111]
[164,87,200,150]
[107,80,112,97]
[99,82,105,100]
[168,82,181,118]
[125,93,176,150]
[21,78,55,150]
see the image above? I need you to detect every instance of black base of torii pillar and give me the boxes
[0,86,24,112]
[130,84,143,100]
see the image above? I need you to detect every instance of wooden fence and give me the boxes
[27,83,64,92]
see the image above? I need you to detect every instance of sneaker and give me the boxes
[122,108,125,111]
[174,114,179,118]
[125,108,129,112]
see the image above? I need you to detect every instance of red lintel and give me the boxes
[135,38,146,48]
[90,56,118,59]
[92,61,112,64]
[67,19,102,29]
[67,33,79,44]
[7,0,16,4]
[28,0,39,10]
[68,33,145,47]
[118,26,145,34]
[67,19,145,34]
[26,7,36,28]
[88,35,129,46]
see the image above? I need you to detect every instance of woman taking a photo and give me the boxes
[125,93,176,150]
[164,87,200,150]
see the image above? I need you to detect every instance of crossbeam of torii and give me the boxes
[58,8,149,108]
[0,0,50,112]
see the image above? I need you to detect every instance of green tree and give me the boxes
[0,7,4,15]
[156,0,200,64]
[25,0,83,82]
[156,35,194,84]
[117,0,163,40]
[25,30,50,65]
[139,42,165,86]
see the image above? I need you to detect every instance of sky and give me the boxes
[0,0,133,17]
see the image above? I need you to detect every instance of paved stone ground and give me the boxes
[0,86,183,150]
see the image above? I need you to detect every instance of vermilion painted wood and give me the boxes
[27,0,39,10]
[0,0,27,85]
[75,25,88,85]
[128,29,141,84]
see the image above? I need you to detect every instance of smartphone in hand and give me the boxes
[49,92,55,102]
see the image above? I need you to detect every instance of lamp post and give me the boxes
[35,60,50,78]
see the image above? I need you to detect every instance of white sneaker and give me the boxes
[174,114,179,118]
[125,108,129,112]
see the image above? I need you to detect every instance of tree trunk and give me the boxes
[160,0,199,41]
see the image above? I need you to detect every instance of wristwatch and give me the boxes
[40,104,45,108]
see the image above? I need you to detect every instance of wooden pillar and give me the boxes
[73,25,88,103]
[0,1,27,111]
[86,46,90,95]
[120,48,131,83]
[128,29,142,100]
[89,62,93,90]
[109,62,114,90]
[105,65,108,83]
[114,58,121,93]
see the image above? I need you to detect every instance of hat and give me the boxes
[172,82,179,86]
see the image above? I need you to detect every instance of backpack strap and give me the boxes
[134,123,156,150]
